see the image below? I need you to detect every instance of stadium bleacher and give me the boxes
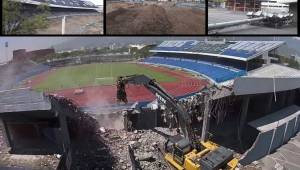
[15,64,50,84]
[141,56,246,83]
[26,0,97,9]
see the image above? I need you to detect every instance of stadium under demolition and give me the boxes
[1,39,300,170]
[10,0,103,34]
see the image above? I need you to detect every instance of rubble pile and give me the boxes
[0,122,5,151]
[67,111,115,169]
[98,127,177,170]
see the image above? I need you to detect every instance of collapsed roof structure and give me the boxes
[13,0,99,10]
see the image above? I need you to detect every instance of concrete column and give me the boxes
[1,119,12,149]
[262,52,270,64]
[238,95,250,151]
[233,0,236,11]
[62,16,66,35]
[201,94,211,142]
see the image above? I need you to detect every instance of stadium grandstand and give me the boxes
[13,0,99,10]
[142,40,285,84]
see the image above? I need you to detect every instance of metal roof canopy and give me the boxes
[150,41,285,62]
[14,0,99,10]
[248,105,300,132]
[233,64,300,95]
[0,88,51,114]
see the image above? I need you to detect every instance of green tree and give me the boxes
[2,0,50,34]
[288,59,300,69]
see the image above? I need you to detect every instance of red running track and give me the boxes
[40,64,209,107]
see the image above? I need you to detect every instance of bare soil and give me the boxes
[106,3,205,35]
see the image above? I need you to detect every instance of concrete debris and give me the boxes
[99,128,172,170]
[55,154,61,159]
[136,152,154,161]
[74,88,84,95]
[99,127,106,133]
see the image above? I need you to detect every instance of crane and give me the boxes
[117,74,238,170]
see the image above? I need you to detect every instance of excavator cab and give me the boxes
[165,135,192,167]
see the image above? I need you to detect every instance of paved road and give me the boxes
[208,8,297,35]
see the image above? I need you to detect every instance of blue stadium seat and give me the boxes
[15,64,50,84]
[141,56,246,83]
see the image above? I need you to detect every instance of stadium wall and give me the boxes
[44,54,135,67]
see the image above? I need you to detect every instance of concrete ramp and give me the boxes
[240,105,300,165]
[258,132,300,170]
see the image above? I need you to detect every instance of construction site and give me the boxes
[208,0,298,34]
[106,1,205,35]
[1,37,300,170]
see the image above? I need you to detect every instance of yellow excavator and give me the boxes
[117,75,238,170]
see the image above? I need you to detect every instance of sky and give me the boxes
[0,37,73,63]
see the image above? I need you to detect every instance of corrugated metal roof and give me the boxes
[249,105,300,132]
[151,40,285,61]
[0,88,51,113]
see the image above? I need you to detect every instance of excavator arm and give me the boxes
[118,74,194,142]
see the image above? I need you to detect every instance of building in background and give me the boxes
[224,0,298,13]
[0,41,13,65]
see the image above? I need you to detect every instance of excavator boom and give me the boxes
[118,74,193,141]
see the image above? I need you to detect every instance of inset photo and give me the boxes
[2,0,103,35]
[208,0,298,35]
[106,0,205,35]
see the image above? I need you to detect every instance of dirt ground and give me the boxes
[37,14,103,35]
[106,3,205,35]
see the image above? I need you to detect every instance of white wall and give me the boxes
[0,41,13,65]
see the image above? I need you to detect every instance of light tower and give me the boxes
[5,41,8,64]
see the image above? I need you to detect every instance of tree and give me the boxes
[2,0,50,34]
[288,59,300,69]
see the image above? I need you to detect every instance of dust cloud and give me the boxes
[84,90,125,130]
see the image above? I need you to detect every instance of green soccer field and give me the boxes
[33,63,178,91]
